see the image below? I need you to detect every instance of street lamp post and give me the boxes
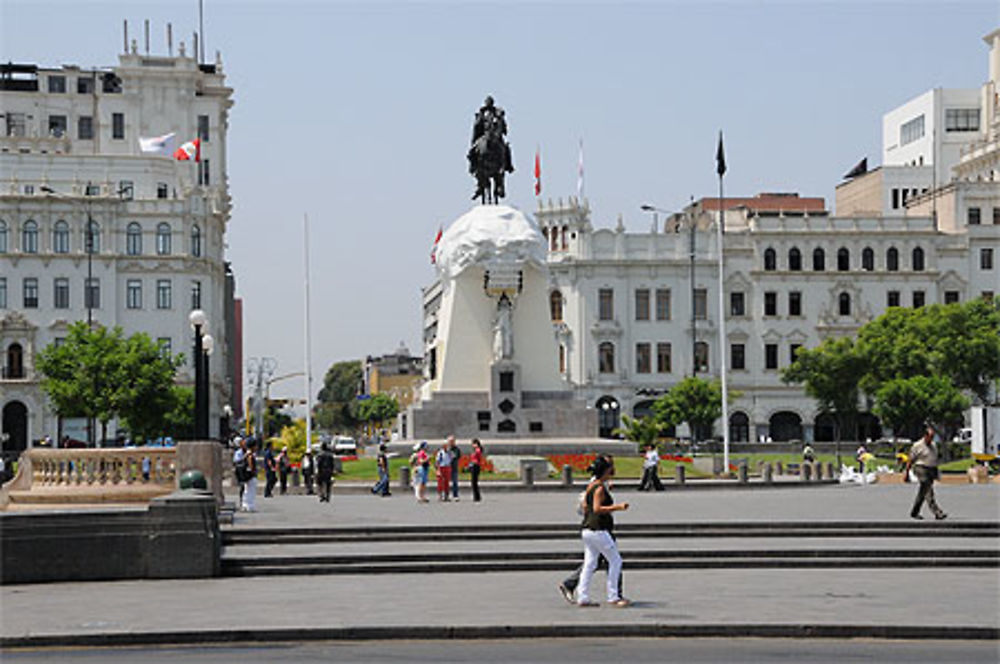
[189,309,209,439]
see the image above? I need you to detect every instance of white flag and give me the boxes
[138,132,175,156]
[577,138,584,200]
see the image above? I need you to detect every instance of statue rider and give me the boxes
[468,95,514,200]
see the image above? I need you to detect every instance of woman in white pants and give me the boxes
[242,442,258,513]
[578,455,630,607]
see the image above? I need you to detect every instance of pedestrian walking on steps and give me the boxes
[905,425,948,521]
[575,455,630,608]
[241,440,258,513]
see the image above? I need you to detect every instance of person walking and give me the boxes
[263,441,278,498]
[315,441,335,503]
[410,441,430,503]
[435,443,452,502]
[277,446,291,495]
[371,443,391,497]
[448,436,461,500]
[232,437,248,506]
[576,455,630,607]
[856,443,868,474]
[905,425,948,521]
[301,448,315,495]
[468,439,485,502]
[638,443,664,491]
[241,440,258,513]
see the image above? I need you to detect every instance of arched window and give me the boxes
[598,342,615,374]
[886,247,899,272]
[812,247,825,271]
[561,226,568,250]
[6,342,24,379]
[862,247,874,271]
[0,220,7,253]
[549,290,563,322]
[550,227,558,251]
[912,246,925,271]
[53,220,70,253]
[126,223,142,255]
[22,220,38,253]
[763,247,776,271]
[729,411,750,442]
[190,224,202,257]
[788,247,802,271]
[84,220,100,253]
[837,247,850,271]
[839,292,851,316]
[156,223,172,255]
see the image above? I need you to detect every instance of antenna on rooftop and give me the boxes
[123,19,128,54]
[199,0,205,64]
[167,23,173,56]
[144,19,150,55]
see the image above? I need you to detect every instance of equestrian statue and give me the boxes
[467,96,514,204]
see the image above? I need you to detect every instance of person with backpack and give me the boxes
[315,441,335,503]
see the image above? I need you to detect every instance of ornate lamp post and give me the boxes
[189,309,210,439]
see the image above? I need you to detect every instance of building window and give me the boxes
[119,180,134,201]
[84,220,99,253]
[0,220,7,253]
[126,280,142,309]
[994,208,1000,225]
[156,280,172,309]
[789,291,802,316]
[156,223,172,255]
[5,112,26,137]
[0,277,5,308]
[6,343,24,378]
[77,76,94,94]
[78,115,94,140]
[862,247,874,271]
[886,247,899,272]
[788,247,802,271]
[48,114,67,138]
[764,291,777,317]
[22,220,38,253]
[731,343,745,370]
[765,343,778,370]
[635,289,650,321]
[112,112,124,139]
[549,290,563,322]
[790,343,802,365]
[197,114,210,142]
[85,278,100,308]
[839,292,851,316]
[198,158,211,186]
[887,291,900,308]
[982,248,994,270]
[763,247,776,271]
[694,341,709,372]
[900,114,925,145]
[598,288,614,321]
[913,290,925,308]
[655,289,671,320]
[944,291,960,304]
[983,291,995,301]
[598,342,615,374]
[730,291,745,317]
[48,75,66,93]
[191,280,202,310]
[837,247,850,271]
[812,247,825,271]
[52,220,70,253]
[53,277,69,309]
[656,342,671,373]
[636,342,651,374]
[944,108,980,132]
[126,223,142,255]
[157,183,169,199]
[912,247,925,271]
[23,278,39,308]
[190,225,202,257]
[968,208,981,225]
[891,188,899,210]
[694,288,708,320]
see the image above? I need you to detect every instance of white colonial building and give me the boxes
[0,36,238,452]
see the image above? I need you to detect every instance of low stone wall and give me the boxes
[0,490,219,584]
[389,438,637,457]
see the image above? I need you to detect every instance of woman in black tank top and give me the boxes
[577,456,630,607]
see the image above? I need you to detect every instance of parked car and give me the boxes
[332,436,357,455]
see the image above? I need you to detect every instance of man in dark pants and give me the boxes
[448,435,461,500]
[315,441,335,503]
[905,425,947,520]
[263,441,278,498]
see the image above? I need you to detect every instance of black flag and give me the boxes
[716,131,726,177]
[843,157,867,179]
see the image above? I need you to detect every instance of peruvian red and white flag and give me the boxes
[174,137,200,161]
[430,225,443,264]
[138,132,175,156]
[534,147,541,196]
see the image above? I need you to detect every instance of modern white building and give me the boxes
[0,34,238,453]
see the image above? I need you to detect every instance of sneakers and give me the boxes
[609,598,631,608]
[558,584,575,605]
[935,513,948,521]
[910,513,924,520]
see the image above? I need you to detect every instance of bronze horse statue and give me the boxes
[468,96,514,204]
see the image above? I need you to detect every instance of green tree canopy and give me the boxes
[315,360,363,432]
[356,393,399,430]
[653,376,727,441]
[782,336,867,441]
[872,375,969,439]
[614,415,663,446]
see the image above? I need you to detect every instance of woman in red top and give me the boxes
[469,439,485,502]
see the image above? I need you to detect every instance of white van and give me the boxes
[332,436,357,454]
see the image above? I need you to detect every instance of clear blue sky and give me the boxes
[3,1,997,404]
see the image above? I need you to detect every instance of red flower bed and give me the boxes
[458,456,495,473]
[547,454,597,473]
[663,454,693,463]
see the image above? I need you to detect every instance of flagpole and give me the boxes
[303,213,313,452]
[715,131,730,474]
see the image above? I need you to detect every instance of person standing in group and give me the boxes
[315,441,335,503]
[232,437,248,506]
[576,455,630,608]
[301,448,314,495]
[435,443,452,502]
[372,443,391,497]
[638,443,664,492]
[410,441,430,503]
[905,425,948,521]
[241,440,258,512]
[468,439,485,502]
[277,446,291,495]
[448,436,461,500]
[263,441,278,498]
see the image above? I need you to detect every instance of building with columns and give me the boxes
[0,34,238,453]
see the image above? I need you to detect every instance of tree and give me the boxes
[116,332,184,442]
[614,415,663,446]
[356,393,399,436]
[872,375,969,441]
[653,376,726,441]
[162,386,194,441]
[274,419,311,464]
[315,360,363,432]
